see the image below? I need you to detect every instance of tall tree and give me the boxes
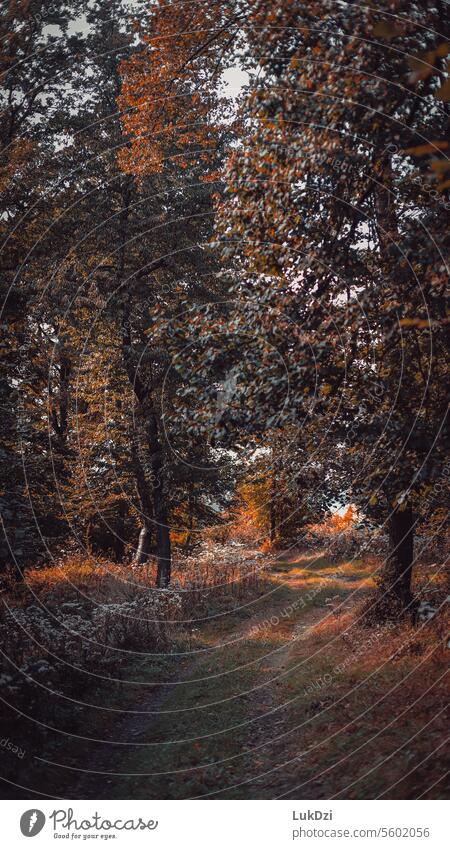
[216,0,449,616]
[0,0,87,570]
[116,0,239,583]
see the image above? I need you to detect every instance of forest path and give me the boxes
[68,550,366,799]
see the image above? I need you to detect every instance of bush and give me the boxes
[0,588,183,708]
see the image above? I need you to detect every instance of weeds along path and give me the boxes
[64,551,366,799]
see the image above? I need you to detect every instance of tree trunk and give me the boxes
[113,501,126,562]
[145,410,171,587]
[155,499,171,588]
[117,174,171,584]
[134,524,153,566]
[269,462,277,544]
[131,438,154,565]
[183,490,195,554]
[128,393,171,584]
[50,345,71,447]
[380,506,415,611]
[126,390,171,583]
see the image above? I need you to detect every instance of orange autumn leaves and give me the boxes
[118,0,230,177]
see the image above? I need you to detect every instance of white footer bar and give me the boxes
[2,799,447,848]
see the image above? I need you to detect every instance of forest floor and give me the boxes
[2,550,448,800]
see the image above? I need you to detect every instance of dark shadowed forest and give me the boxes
[0,0,449,801]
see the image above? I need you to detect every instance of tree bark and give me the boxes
[124,358,171,582]
[379,506,415,613]
[131,437,154,565]
[143,405,171,587]
[123,362,171,583]
[134,524,153,566]
[50,344,71,446]
[269,453,278,544]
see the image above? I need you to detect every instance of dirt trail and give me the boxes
[210,560,335,799]
[69,551,358,799]
[21,551,447,801]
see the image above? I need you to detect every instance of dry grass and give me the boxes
[6,543,265,610]
[277,567,449,799]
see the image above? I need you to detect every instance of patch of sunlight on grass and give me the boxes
[272,555,329,572]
